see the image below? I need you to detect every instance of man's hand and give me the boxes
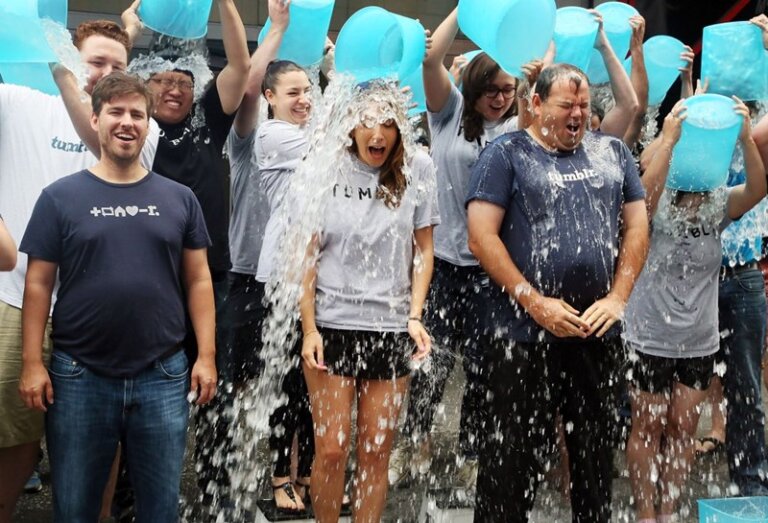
[190,357,217,405]
[121,0,143,43]
[581,293,626,337]
[751,14,768,49]
[526,295,590,339]
[628,15,646,52]
[449,54,468,84]
[268,0,290,31]
[19,360,53,412]
[520,59,545,86]
[591,11,609,51]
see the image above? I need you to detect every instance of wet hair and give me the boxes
[91,72,154,117]
[73,20,131,54]
[262,60,306,119]
[460,53,517,143]
[535,63,589,103]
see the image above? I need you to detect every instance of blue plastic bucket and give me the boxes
[0,9,57,64]
[37,0,67,25]
[335,7,425,83]
[138,0,214,40]
[0,62,59,95]
[698,496,768,522]
[3,0,38,17]
[462,50,483,64]
[702,22,768,101]
[258,0,335,67]
[554,7,599,72]
[624,35,686,106]
[457,0,556,78]
[399,65,426,116]
[668,94,742,192]
[586,1,638,84]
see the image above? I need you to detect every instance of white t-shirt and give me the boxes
[0,84,159,309]
[314,150,441,332]
[428,83,517,266]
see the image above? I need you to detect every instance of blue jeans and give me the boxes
[46,350,190,523]
[719,268,768,495]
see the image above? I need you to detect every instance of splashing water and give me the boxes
[128,52,213,102]
[42,19,88,91]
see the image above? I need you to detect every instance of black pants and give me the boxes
[474,337,622,523]
[403,259,488,458]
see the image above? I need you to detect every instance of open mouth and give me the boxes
[115,132,135,143]
[164,99,182,110]
[566,122,581,135]
[368,145,386,160]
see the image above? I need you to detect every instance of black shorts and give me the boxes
[628,349,715,395]
[318,327,413,380]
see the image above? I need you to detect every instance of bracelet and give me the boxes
[303,329,319,337]
[408,317,422,323]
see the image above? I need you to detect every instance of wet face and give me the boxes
[265,70,312,126]
[79,35,128,95]
[149,71,195,125]
[473,69,517,123]
[352,105,400,168]
[534,77,590,152]
[90,93,150,166]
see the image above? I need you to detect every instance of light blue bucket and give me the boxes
[138,0,214,40]
[0,63,59,95]
[554,7,598,72]
[38,0,67,26]
[258,0,335,67]
[624,35,686,106]
[702,22,768,101]
[586,1,638,84]
[335,7,425,83]
[458,0,555,78]
[399,65,426,116]
[0,9,57,64]
[698,496,768,522]
[462,50,483,64]
[668,94,742,192]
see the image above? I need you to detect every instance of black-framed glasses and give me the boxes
[483,85,516,99]
[149,77,194,93]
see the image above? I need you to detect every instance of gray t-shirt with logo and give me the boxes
[315,150,441,332]
[623,188,730,358]
[428,83,517,266]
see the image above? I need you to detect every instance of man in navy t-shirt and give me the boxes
[17,73,215,522]
[466,64,649,522]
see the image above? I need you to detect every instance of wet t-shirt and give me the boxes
[19,171,210,377]
[428,82,517,267]
[255,119,308,282]
[624,188,729,358]
[466,130,645,343]
[153,82,234,276]
[315,150,440,332]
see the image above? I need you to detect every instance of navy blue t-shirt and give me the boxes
[466,131,645,343]
[20,170,210,377]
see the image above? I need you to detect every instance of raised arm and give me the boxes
[0,218,16,271]
[52,65,100,155]
[233,0,289,137]
[595,11,640,139]
[640,101,685,217]
[622,15,648,148]
[215,0,251,115]
[423,8,459,114]
[754,111,768,170]
[727,98,768,220]
[121,0,143,47]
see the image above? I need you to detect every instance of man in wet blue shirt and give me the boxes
[466,63,649,523]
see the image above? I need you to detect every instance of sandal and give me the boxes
[696,436,725,456]
[272,481,304,512]
[294,479,311,505]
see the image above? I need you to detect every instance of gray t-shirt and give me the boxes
[227,127,270,275]
[315,150,441,332]
[255,119,309,282]
[623,188,730,358]
[428,83,517,266]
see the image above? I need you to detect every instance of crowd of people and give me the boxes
[0,1,767,522]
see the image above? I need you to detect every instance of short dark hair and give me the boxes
[535,63,589,102]
[73,20,131,54]
[92,72,154,116]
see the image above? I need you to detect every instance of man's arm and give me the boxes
[727,98,768,219]
[0,219,16,271]
[214,0,251,115]
[19,259,57,412]
[52,66,100,155]
[622,15,648,148]
[467,200,589,338]
[182,247,216,405]
[121,0,143,47]
[581,200,649,336]
[233,0,289,138]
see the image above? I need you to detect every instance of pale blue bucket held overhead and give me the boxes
[0,8,57,64]
[4,0,39,17]
[457,0,556,78]
[668,94,742,192]
[0,63,59,95]
[698,496,768,522]
[586,1,638,84]
[624,35,686,106]
[138,0,214,40]
[399,65,426,116]
[258,0,335,67]
[553,7,598,72]
[702,22,767,101]
[38,0,67,26]
[335,7,425,83]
